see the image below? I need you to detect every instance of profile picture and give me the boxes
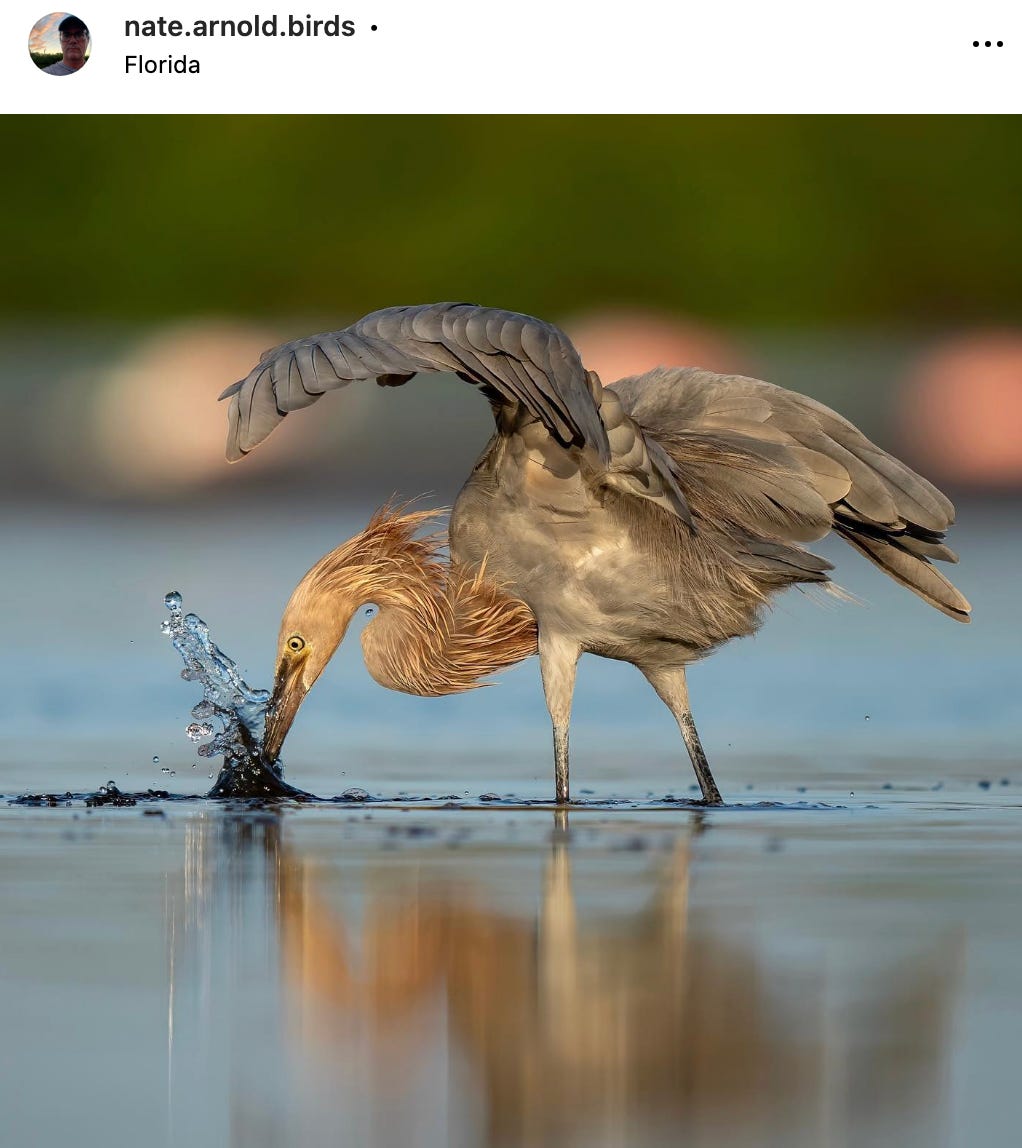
[29,12,91,75]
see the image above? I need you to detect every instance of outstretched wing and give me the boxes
[611,367,970,621]
[221,302,610,464]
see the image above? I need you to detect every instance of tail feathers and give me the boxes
[836,526,971,622]
[894,534,959,564]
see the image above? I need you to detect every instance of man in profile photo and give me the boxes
[42,14,90,75]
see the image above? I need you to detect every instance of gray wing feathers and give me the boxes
[597,384,694,525]
[741,539,833,583]
[610,366,969,621]
[221,303,610,464]
[788,394,954,528]
[839,532,970,621]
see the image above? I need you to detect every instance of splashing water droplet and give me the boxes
[184,614,210,641]
[161,590,293,794]
[153,756,160,764]
[865,715,871,722]
[160,621,172,636]
[164,591,183,612]
[161,767,171,774]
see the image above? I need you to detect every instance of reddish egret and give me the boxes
[221,303,969,803]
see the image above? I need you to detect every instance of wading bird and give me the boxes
[221,303,969,804]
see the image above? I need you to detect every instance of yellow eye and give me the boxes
[287,635,306,653]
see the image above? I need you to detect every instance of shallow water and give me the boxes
[3,793,1022,1147]
[2,499,1021,1145]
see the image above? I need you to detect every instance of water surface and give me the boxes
[3,793,1022,1147]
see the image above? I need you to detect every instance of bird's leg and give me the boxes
[639,665,724,805]
[539,631,581,804]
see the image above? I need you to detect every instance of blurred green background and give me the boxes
[5,116,1022,323]
[2,114,1021,503]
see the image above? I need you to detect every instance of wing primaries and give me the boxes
[609,366,969,621]
[221,302,610,464]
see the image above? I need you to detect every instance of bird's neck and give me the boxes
[300,507,537,697]
[358,557,537,697]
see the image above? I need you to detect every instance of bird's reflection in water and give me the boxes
[168,813,958,1148]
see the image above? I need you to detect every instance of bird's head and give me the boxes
[263,578,358,764]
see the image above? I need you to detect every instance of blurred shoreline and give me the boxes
[4,318,1021,507]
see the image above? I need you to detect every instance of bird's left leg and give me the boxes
[638,664,724,806]
[539,630,582,804]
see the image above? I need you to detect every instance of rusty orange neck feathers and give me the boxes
[281,506,538,698]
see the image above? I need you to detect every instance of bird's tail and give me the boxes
[834,518,971,622]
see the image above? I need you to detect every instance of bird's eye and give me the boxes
[287,635,306,653]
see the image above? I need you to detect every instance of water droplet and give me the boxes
[340,787,369,802]
[164,591,182,611]
[161,591,284,794]
[184,614,209,639]
[161,767,171,774]
[153,756,160,764]
[160,621,172,636]
[170,771,176,776]
[864,715,871,722]
[208,773,214,779]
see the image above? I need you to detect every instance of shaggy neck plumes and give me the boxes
[293,507,538,697]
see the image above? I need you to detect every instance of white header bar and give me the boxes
[3,0,1020,113]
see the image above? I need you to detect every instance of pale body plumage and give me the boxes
[223,303,969,803]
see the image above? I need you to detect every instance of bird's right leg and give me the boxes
[539,631,581,804]
[639,664,724,806]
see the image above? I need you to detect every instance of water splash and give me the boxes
[161,591,315,800]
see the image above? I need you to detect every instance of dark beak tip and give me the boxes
[261,668,306,763]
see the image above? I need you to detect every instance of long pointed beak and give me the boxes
[262,657,309,764]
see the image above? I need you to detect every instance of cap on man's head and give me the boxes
[58,14,89,34]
